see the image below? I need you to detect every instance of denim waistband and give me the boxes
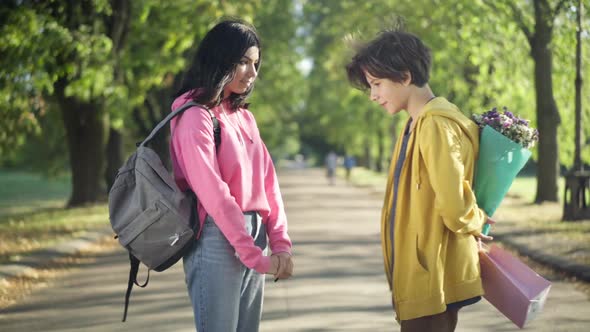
[204,212,266,250]
[242,211,259,221]
[205,211,259,222]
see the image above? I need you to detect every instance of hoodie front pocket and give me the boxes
[415,234,429,273]
[396,234,431,302]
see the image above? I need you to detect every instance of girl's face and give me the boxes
[364,71,410,115]
[224,46,259,98]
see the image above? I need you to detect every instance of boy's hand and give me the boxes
[476,217,496,250]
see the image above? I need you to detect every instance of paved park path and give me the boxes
[1,168,589,331]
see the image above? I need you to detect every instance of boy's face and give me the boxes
[364,71,410,115]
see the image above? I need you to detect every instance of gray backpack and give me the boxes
[108,101,220,322]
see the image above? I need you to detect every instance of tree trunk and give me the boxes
[105,128,124,191]
[148,89,174,168]
[103,0,131,191]
[376,125,384,172]
[362,136,372,169]
[64,108,108,206]
[531,23,560,203]
[150,126,172,169]
[55,78,108,206]
[573,0,583,171]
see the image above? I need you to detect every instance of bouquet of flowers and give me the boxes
[472,107,539,235]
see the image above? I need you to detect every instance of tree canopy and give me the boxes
[1,0,587,205]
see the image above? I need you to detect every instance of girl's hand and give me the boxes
[272,252,293,281]
[268,255,280,275]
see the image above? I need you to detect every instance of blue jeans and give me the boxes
[183,213,267,332]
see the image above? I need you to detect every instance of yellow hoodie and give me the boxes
[381,97,486,321]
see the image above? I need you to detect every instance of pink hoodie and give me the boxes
[169,92,292,274]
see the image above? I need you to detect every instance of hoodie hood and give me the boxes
[172,90,238,116]
[172,90,199,112]
[416,97,480,146]
[409,97,480,193]
[172,92,190,111]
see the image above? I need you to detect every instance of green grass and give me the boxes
[0,204,109,263]
[340,167,566,203]
[0,171,71,218]
[0,170,109,264]
[506,176,566,202]
[337,167,388,189]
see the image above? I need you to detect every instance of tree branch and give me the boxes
[553,0,570,17]
[482,0,533,43]
[145,95,160,126]
[506,1,534,43]
[132,107,149,137]
[106,0,131,54]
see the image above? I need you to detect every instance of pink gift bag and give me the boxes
[479,244,551,329]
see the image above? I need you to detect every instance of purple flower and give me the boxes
[472,106,539,148]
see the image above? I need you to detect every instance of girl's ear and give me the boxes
[402,71,412,86]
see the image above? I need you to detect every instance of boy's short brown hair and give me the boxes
[346,29,432,90]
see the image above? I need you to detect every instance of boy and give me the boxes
[346,28,493,332]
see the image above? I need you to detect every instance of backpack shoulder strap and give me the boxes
[139,101,220,149]
[211,110,221,150]
[122,253,150,322]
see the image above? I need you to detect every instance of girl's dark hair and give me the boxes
[346,28,431,90]
[176,19,261,109]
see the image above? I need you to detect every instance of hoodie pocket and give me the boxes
[395,234,431,302]
[415,234,429,273]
